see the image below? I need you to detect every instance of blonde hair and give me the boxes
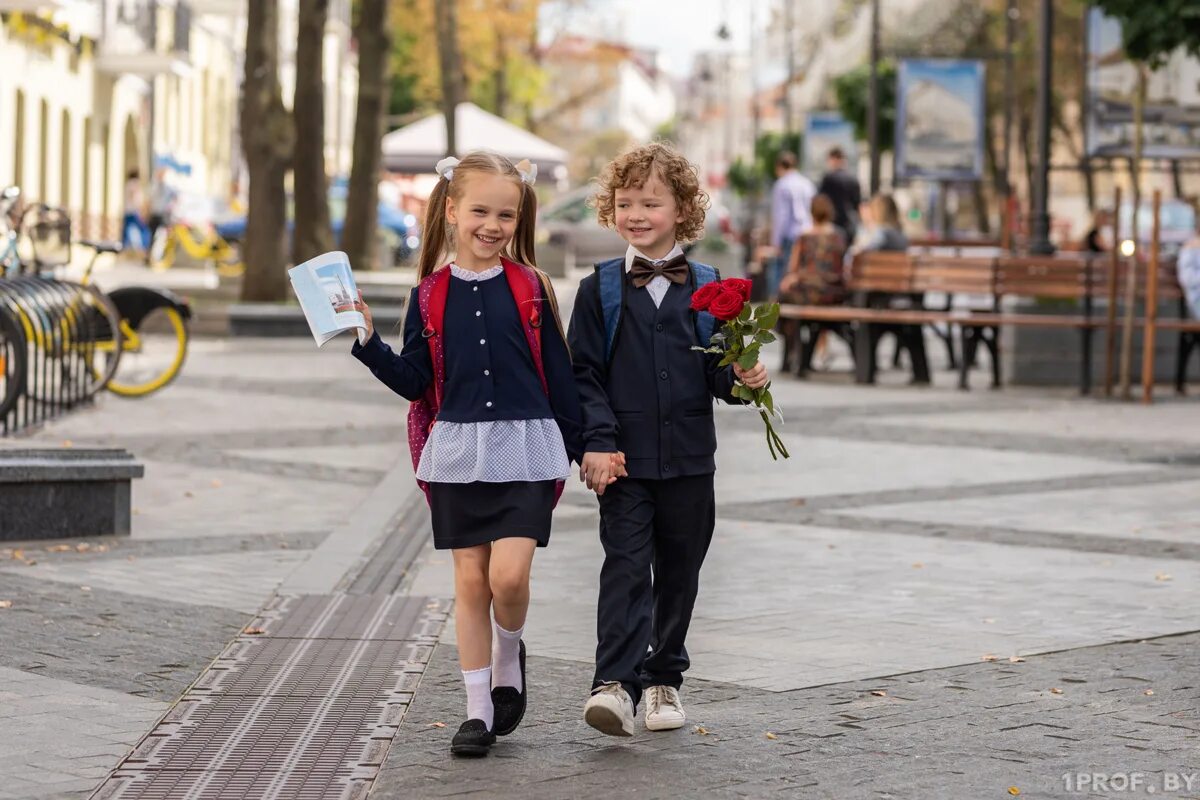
[418,151,538,281]
[591,141,709,243]
[418,151,567,345]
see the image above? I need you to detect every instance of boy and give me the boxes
[567,142,768,736]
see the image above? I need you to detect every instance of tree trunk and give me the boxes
[494,31,509,118]
[436,0,465,155]
[342,0,390,273]
[240,0,293,302]
[1118,62,1147,399]
[292,0,333,265]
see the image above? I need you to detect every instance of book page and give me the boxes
[288,251,367,347]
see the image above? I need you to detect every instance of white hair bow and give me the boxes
[514,159,538,187]
[435,156,460,181]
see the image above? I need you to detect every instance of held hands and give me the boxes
[358,290,375,340]
[580,451,628,496]
[734,361,769,390]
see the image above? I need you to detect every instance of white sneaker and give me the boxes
[584,682,635,737]
[644,685,686,731]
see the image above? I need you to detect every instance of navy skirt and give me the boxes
[427,480,556,551]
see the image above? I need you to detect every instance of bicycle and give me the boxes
[0,190,191,399]
[77,238,192,397]
[149,221,245,277]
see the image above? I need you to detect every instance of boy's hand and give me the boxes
[734,361,769,390]
[358,291,374,340]
[581,451,622,495]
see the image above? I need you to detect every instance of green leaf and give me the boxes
[757,304,780,330]
[755,331,777,345]
[732,384,754,401]
[718,351,738,367]
[737,304,752,323]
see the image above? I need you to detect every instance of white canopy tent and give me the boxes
[382,103,569,181]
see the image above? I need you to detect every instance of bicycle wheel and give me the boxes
[106,303,189,397]
[71,285,124,398]
[0,305,26,419]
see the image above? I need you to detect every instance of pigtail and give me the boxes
[505,183,540,269]
[417,177,453,281]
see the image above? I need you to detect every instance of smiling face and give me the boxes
[446,173,522,270]
[614,173,685,260]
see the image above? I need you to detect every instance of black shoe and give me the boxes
[491,640,526,736]
[450,719,495,757]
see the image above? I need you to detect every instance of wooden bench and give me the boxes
[780,252,1110,390]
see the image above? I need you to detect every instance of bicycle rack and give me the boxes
[1,275,113,436]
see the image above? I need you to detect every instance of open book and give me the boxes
[288,251,368,346]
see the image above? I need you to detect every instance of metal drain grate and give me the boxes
[90,593,450,800]
[248,593,449,641]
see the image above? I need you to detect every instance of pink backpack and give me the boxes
[407,259,565,506]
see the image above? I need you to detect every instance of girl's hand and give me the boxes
[734,361,769,390]
[358,291,375,340]
[609,451,627,480]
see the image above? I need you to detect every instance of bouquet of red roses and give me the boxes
[691,278,789,460]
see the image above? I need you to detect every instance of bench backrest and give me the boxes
[995,256,1096,300]
[848,251,915,293]
[910,256,995,295]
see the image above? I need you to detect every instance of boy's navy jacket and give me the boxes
[567,257,741,480]
[351,272,584,463]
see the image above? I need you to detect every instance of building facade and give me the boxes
[1,0,356,242]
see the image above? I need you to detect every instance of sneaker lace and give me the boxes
[646,685,661,714]
[662,686,680,710]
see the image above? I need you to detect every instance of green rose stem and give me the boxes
[694,300,790,461]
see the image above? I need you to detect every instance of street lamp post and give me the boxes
[1029,0,1055,254]
[867,0,881,195]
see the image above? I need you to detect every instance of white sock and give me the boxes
[492,622,524,693]
[462,666,494,729]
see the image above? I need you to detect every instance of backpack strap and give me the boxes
[596,257,626,361]
[690,261,719,347]
[417,265,452,411]
[502,258,549,395]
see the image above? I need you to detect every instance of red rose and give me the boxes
[722,278,752,302]
[690,282,722,311]
[708,290,746,321]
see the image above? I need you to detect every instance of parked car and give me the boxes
[212,180,421,267]
[535,186,738,276]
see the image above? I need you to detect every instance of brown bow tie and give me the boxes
[630,254,689,288]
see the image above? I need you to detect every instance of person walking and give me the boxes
[817,147,862,246]
[768,151,816,299]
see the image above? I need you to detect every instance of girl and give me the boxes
[351,152,607,757]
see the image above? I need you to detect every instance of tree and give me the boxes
[343,0,391,272]
[834,60,896,154]
[435,0,465,155]
[1090,0,1200,397]
[293,0,333,265]
[240,0,293,302]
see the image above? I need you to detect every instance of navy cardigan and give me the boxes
[352,273,584,463]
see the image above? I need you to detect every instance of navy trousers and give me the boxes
[592,473,716,709]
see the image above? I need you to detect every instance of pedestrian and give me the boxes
[351,151,607,758]
[768,151,816,299]
[121,171,149,255]
[1083,208,1112,254]
[1179,221,1200,321]
[856,192,930,384]
[817,146,862,245]
[146,167,177,249]
[568,141,770,737]
[780,193,849,370]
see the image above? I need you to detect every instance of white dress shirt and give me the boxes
[624,244,686,308]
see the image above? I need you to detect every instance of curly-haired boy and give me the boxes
[566,141,769,736]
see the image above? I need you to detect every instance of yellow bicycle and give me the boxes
[78,239,192,397]
[150,222,245,277]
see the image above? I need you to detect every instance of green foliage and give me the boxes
[726,131,805,197]
[1090,0,1200,68]
[833,59,896,153]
